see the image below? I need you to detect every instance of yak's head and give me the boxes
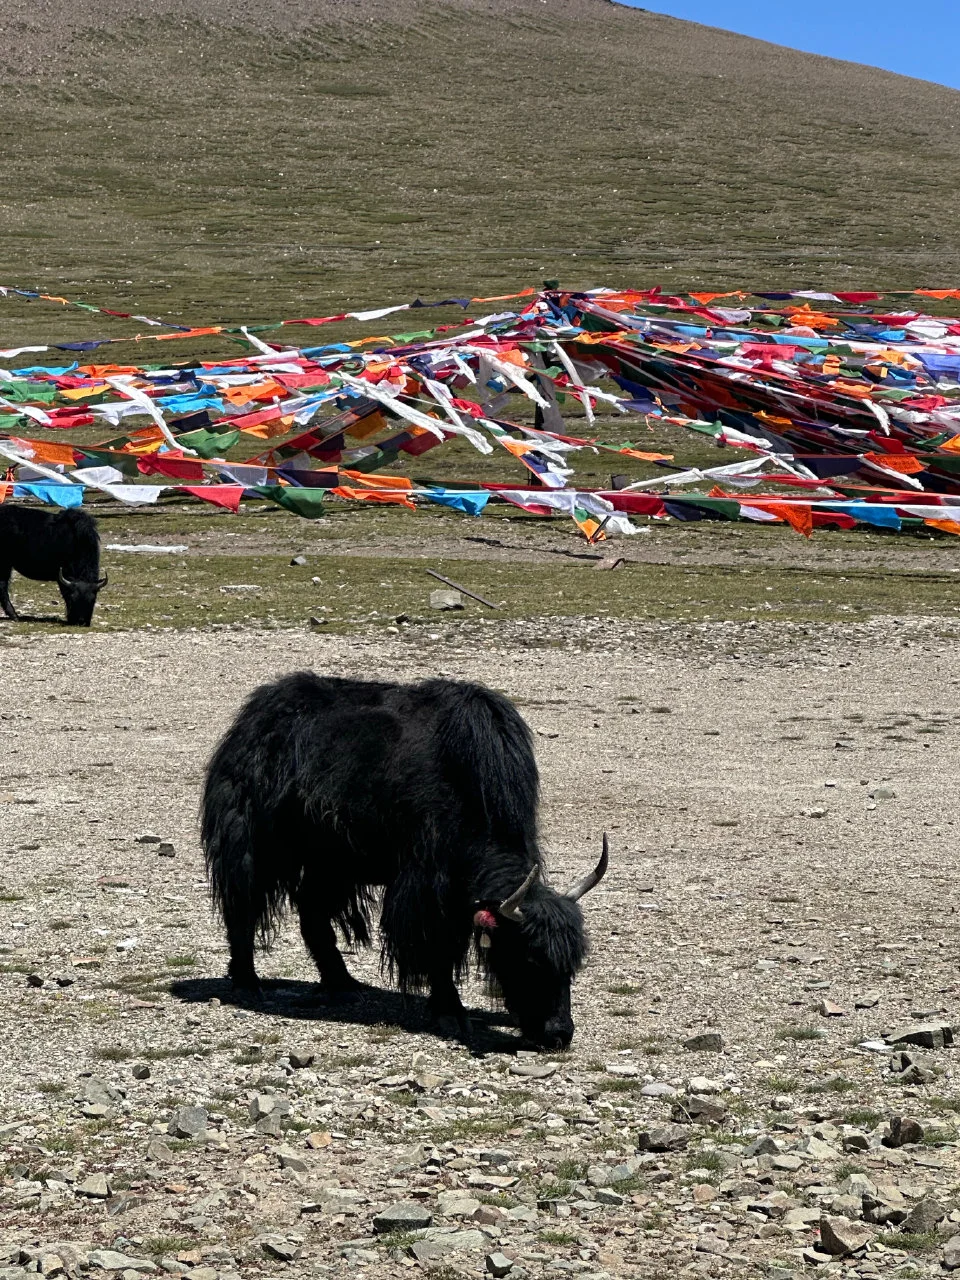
[58,568,108,627]
[475,836,608,1051]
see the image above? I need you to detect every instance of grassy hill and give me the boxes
[2,0,960,340]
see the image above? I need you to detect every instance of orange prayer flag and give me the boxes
[339,469,413,490]
[332,486,416,509]
[938,435,960,455]
[763,501,813,537]
[863,452,925,474]
[924,518,960,536]
[61,383,108,401]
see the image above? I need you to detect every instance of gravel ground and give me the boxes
[0,615,959,1279]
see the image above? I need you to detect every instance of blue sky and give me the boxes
[618,2,960,91]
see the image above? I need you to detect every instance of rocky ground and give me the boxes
[0,614,960,1279]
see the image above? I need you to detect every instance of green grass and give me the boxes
[540,1230,578,1246]
[95,1045,133,1062]
[376,1231,424,1253]
[776,1024,825,1042]
[3,0,960,336]
[142,1237,195,1262]
[841,1109,882,1129]
[165,954,197,969]
[877,1232,939,1254]
[764,1075,799,1093]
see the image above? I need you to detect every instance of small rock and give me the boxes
[869,786,896,800]
[898,1063,934,1085]
[884,1115,924,1148]
[746,1136,781,1157]
[278,1148,308,1174]
[87,1251,155,1272]
[146,1138,176,1163]
[259,1239,299,1263]
[486,1254,513,1278]
[818,999,846,1017]
[604,1060,638,1078]
[157,843,175,858]
[595,1186,625,1205]
[132,1064,151,1080]
[855,991,881,1009]
[438,1194,482,1219]
[77,1173,111,1199]
[640,1082,677,1098]
[373,1202,433,1232]
[842,1132,871,1153]
[305,1131,332,1149]
[115,937,138,953]
[288,1050,315,1070]
[290,555,307,566]
[943,1235,960,1270]
[691,1184,716,1204]
[686,1076,723,1095]
[135,833,162,844]
[683,1032,724,1053]
[673,1095,726,1125]
[771,1154,803,1172]
[818,1214,873,1257]
[806,807,828,818]
[26,973,44,988]
[508,1061,557,1079]
[430,589,463,611]
[167,1105,208,1140]
[802,1249,834,1266]
[248,1094,275,1121]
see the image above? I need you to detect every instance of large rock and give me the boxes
[818,1215,873,1257]
[167,1106,208,1140]
[683,1032,724,1053]
[884,1115,924,1148]
[373,1202,433,1233]
[943,1235,960,1270]
[636,1122,690,1152]
[76,1174,110,1199]
[87,1252,155,1273]
[901,1197,947,1234]
[863,1185,908,1225]
[884,1022,954,1050]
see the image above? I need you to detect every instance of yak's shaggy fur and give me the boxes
[201,671,593,1047]
[0,506,106,626]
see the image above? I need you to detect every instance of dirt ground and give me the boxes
[0,613,958,1278]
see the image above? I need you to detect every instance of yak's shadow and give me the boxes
[1,614,67,626]
[169,975,523,1054]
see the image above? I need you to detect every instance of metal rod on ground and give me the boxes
[425,569,500,609]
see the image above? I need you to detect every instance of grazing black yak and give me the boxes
[0,506,107,627]
[201,672,608,1049]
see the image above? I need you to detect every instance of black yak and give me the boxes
[201,672,608,1049]
[0,506,107,627]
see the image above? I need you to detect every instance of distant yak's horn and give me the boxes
[97,573,108,588]
[498,864,539,922]
[564,833,609,902]
[57,568,75,589]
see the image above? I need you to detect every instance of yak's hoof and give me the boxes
[433,1012,473,1041]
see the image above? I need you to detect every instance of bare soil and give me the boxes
[0,616,958,1277]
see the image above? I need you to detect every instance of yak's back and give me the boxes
[212,671,539,850]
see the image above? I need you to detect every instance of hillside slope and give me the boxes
[1,0,959,334]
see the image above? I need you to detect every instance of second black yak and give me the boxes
[201,671,608,1048]
[0,506,107,627]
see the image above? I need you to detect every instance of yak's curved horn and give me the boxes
[57,567,76,589]
[498,864,539,922]
[97,573,108,589]
[564,833,609,902]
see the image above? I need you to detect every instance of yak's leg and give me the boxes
[428,968,471,1039]
[0,570,18,621]
[297,912,362,992]
[224,908,260,993]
